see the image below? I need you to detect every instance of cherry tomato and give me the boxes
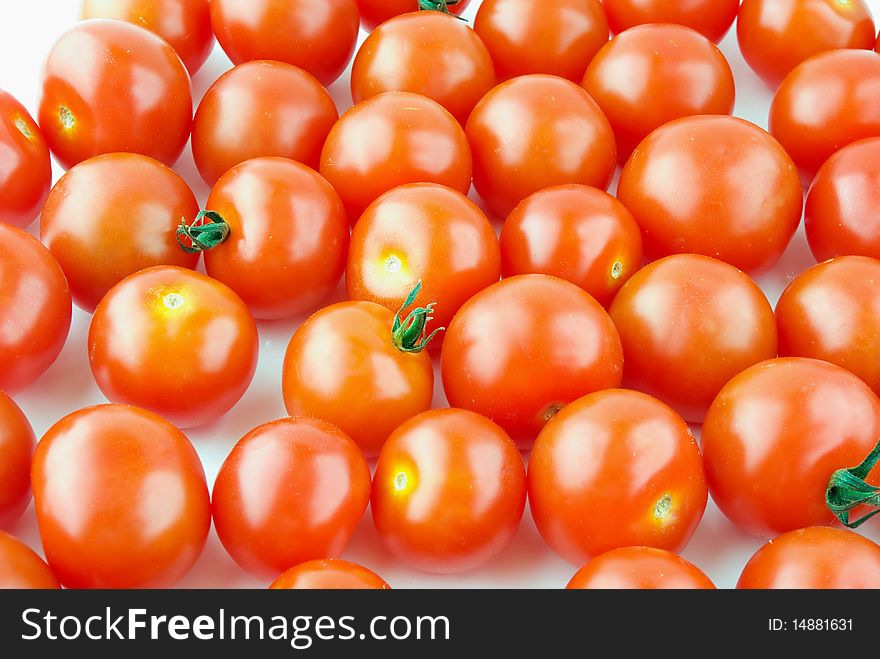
[320,92,472,222]
[357,0,473,31]
[441,274,623,446]
[0,91,50,228]
[192,60,338,187]
[602,0,739,43]
[32,404,211,588]
[474,0,608,82]
[270,560,390,590]
[203,157,349,320]
[609,254,778,423]
[210,0,359,86]
[38,19,191,170]
[213,418,371,580]
[372,408,526,573]
[0,393,34,531]
[582,24,735,161]
[618,115,803,273]
[702,358,880,538]
[80,0,214,74]
[566,547,715,590]
[499,185,641,307]
[88,266,259,428]
[529,389,707,565]
[0,224,71,395]
[40,153,199,312]
[0,532,59,590]
[346,183,500,333]
[737,0,875,88]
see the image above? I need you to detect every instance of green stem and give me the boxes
[418,0,467,20]
[826,439,880,528]
[391,280,444,353]
[176,210,230,254]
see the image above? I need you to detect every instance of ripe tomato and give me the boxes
[702,358,880,538]
[441,275,623,446]
[566,547,715,590]
[320,92,472,222]
[192,60,338,187]
[210,0,359,86]
[202,157,348,320]
[371,408,526,573]
[0,225,71,395]
[737,527,880,589]
[618,115,802,273]
[602,0,739,43]
[270,560,390,590]
[88,266,259,428]
[737,0,875,88]
[609,254,778,423]
[499,185,642,307]
[529,389,707,565]
[347,183,500,333]
[40,153,199,312]
[213,418,371,580]
[467,75,616,219]
[32,404,211,588]
[474,0,608,82]
[0,393,34,531]
[357,0,473,31]
[582,24,735,161]
[0,532,59,589]
[0,91,50,228]
[38,19,191,170]
[80,0,214,74]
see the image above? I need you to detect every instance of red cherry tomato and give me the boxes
[618,115,803,273]
[499,185,642,307]
[609,254,778,423]
[441,274,623,446]
[371,408,526,573]
[529,389,707,565]
[32,404,211,588]
[0,224,71,395]
[38,19,191,170]
[566,547,715,590]
[270,559,390,590]
[602,0,739,43]
[466,75,616,219]
[0,394,34,531]
[88,266,259,428]
[192,60,338,187]
[0,91,50,228]
[357,0,473,31]
[0,532,59,590]
[213,418,371,580]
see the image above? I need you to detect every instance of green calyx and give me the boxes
[826,439,880,528]
[418,0,467,20]
[176,210,230,254]
[391,280,444,353]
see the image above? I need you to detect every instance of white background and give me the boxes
[3,0,880,589]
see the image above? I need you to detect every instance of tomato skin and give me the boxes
[702,358,880,538]
[0,91,51,229]
[270,560,390,590]
[32,404,211,589]
[602,0,739,43]
[372,408,526,574]
[357,0,472,31]
[88,266,259,429]
[499,185,641,307]
[609,254,778,424]
[205,157,349,320]
[0,394,34,531]
[213,418,371,580]
[38,19,191,170]
[0,532,59,589]
[567,547,715,590]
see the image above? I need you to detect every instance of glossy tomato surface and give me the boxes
[603,0,739,42]
[567,547,715,589]
[0,532,59,589]
[270,559,390,590]
[357,0,473,31]
[0,91,50,228]
[0,394,34,531]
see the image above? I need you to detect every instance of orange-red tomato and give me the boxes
[371,408,526,573]
[602,0,739,43]
[270,560,390,590]
[0,394,34,531]
[357,0,473,31]
[32,404,211,588]
[0,532,59,589]
[0,91,50,229]
[213,418,371,580]
[567,547,715,590]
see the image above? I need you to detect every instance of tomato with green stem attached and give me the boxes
[357,0,473,32]
[567,547,715,590]
[0,91,50,229]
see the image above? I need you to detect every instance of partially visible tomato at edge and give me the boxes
[0,91,51,229]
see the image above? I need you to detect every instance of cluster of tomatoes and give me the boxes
[3,0,880,591]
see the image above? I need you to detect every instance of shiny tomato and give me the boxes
[0,532,59,589]
[609,255,778,423]
[618,115,802,273]
[40,153,199,312]
[441,275,623,446]
[582,24,735,161]
[702,358,880,537]
[203,157,349,320]
[372,408,526,573]
[88,266,258,428]
[0,225,71,395]
[529,389,707,565]
[210,0,359,86]
[474,0,608,82]
[192,60,338,187]
[602,0,739,43]
[0,394,34,531]
[38,19,191,170]
[357,0,473,31]
[270,560,390,590]
[566,547,715,590]
[32,404,211,588]
[213,418,370,580]
[0,91,50,228]
[737,0,875,88]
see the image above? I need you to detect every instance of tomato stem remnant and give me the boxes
[391,280,444,353]
[176,210,231,254]
[418,0,467,20]
[826,438,880,528]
